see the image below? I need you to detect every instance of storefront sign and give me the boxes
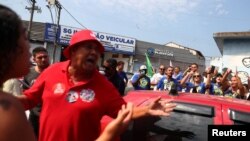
[95,32,136,55]
[44,23,136,55]
[58,25,81,45]
[147,48,174,57]
[155,49,174,56]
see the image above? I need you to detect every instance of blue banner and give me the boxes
[44,23,57,42]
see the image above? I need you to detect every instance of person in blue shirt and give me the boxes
[206,68,232,96]
[180,71,211,94]
[130,65,151,90]
[157,66,179,91]
[172,66,183,82]
[117,61,128,85]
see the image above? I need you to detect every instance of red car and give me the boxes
[101,91,250,141]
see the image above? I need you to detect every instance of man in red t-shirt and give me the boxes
[18,29,176,141]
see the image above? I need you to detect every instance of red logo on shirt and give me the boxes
[53,83,66,94]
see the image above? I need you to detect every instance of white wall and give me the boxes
[222,39,250,83]
[208,57,223,72]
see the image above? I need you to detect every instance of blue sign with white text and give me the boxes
[44,23,57,42]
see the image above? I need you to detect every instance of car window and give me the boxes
[229,109,250,125]
[122,102,215,141]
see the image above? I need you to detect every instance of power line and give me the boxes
[46,5,55,24]
[60,4,87,29]
[54,5,58,24]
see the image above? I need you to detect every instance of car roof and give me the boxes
[124,91,250,112]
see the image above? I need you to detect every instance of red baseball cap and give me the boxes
[63,29,104,59]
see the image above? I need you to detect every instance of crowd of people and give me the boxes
[1,3,249,141]
[99,52,250,101]
[0,4,176,141]
[127,62,250,100]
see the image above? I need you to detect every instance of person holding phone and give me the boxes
[130,65,151,90]
[180,71,212,94]
[182,63,199,83]
[208,68,231,95]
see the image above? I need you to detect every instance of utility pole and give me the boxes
[47,0,62,63]
[52,0,62,63]
[25,0,41,40]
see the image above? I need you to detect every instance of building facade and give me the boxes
[25,20,205,73]
[133,41,205,72]
[214,31,250,83]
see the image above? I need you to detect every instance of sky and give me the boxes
[1,0,250,57]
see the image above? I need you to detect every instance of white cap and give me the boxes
[140,65,147,70]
